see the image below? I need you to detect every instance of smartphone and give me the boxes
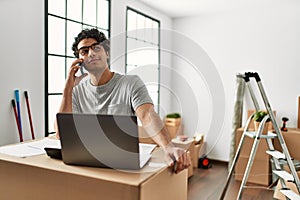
[76,62,85,75]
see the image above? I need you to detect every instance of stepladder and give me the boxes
[219,72,300,200]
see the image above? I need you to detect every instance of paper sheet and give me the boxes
[0,140,153,159]
[139,143,157,168]
[0,138,61,158]
[139,143,157,155]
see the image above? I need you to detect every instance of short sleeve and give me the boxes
[130,76,153,111]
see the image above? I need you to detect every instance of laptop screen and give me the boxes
[57,113,148,170]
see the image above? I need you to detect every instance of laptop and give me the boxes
[56,113,151,170]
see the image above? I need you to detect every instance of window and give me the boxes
[125,7,160,113]
[45,0,110,134]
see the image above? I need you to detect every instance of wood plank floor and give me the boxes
[188,160,275,200]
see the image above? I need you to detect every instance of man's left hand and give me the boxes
[163,145,191,174]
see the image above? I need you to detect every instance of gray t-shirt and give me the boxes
[72,73,153,115]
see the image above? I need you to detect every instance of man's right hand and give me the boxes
[64,59,88,92]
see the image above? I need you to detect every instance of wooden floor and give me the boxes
[187,160,275,200]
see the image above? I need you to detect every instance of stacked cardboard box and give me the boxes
[273,128,300,161]
[191,135,205,168]
[234,128,271,185]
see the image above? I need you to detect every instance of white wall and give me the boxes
[172,1,300,161]
[0,0,44,145]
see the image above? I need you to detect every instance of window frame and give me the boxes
[125,6,161,114]
[45,0,111,136]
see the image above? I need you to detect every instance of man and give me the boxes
[56,28,190,173]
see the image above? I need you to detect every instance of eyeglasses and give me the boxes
[78,43,102,56]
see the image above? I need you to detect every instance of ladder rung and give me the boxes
[244,131,277,139]
[280,189,300,200]
[266,150,285,159]
[273,170,294,181]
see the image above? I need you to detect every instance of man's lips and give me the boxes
[88,59,101,63]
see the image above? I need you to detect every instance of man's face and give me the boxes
[77,38,109,73]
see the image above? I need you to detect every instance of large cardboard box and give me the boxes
[234,156,271,185]
[273,128,300,161]
[235,128,270,159]
[0,144,188,200]
[234,128,271,185]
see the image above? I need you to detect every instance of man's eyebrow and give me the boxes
[78,42,99,50]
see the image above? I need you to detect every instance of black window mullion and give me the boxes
[65,0,68,80]
[45,0,49,136]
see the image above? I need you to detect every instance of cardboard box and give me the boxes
[187,163,193,177]
[273,128,300,161]
[235,128,270,159]
[273,171,300,200]
[234,156,271,186]
[0,147,188,200]
[192,139,205,168]
[234,128,271,185]
[298,96,300,129]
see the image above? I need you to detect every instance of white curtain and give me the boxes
[228,76,245,170]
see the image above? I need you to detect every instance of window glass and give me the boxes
[48,0,65,16]
[48,56,66,93]
[67,21,82,57]
[67,0,82,21]
[48,16,65,55]
[83,0,97,25]
[98,0,109,28]
[126,8,160,111]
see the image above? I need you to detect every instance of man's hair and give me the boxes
[72,28,110,58]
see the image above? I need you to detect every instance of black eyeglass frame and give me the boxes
[77,42,102,56]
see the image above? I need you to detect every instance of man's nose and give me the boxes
[88,48,95,57]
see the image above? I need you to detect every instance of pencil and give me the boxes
[11,99,23,142]
[24,91,35,140]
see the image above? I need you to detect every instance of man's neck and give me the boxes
[90,68,114,86]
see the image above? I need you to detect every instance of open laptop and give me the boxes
[56,113,151,170]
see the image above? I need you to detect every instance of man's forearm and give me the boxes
[150,125,172,148]
[136,104,173,148]
[59,89,73,113]
[55,90,72,139]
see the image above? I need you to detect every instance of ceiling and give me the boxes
[136,0,282,18]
